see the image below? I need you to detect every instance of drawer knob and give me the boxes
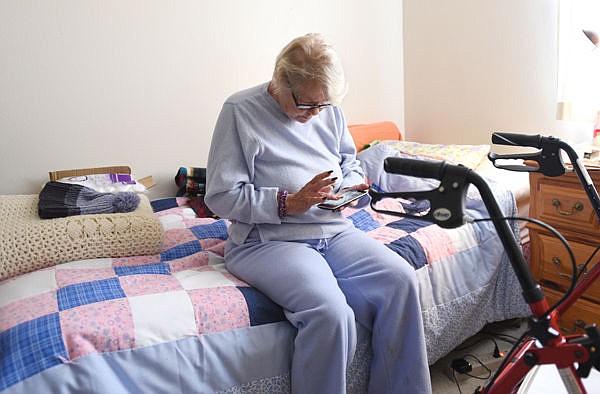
[552,199,584,216]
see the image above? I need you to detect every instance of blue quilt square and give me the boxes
[57,278,126,311]
[160,240,202,261]
[0,313,67,391]
[236,287,285,326]
[387,217,431,233]
[348,209,381,232]
[189,220,228,240]
[150,198,179,212]
[386,235,428,270]
[114,262,170,276]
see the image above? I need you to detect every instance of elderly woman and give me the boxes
[205,33,431,393]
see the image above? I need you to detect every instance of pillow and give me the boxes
[357,143,486,204]
[348,121,403,152]
[357,143,441,193]
[373,140,490,170]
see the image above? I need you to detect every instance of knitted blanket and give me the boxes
[0,194,164,281]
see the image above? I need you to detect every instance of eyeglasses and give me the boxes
[290,91,332,110]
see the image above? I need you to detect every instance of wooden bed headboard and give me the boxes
[348,121,402,152]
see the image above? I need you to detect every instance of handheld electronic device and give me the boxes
[317,189,367,210]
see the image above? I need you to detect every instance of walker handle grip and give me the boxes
[492,132,543,148]
[384,157,446,180]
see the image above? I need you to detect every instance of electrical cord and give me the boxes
[473,215,578,319]
[451,368,464,394]
[462,354,492,379]
[455,335,503,354]
[468,215,600,393]
[478,329,532,394]
[449,352,496,394]
[449,358,473,394]
[445,214,570,394]
[479,319,523,344]
[479,330,519,344]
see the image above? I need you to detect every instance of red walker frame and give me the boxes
[369,132,600,394]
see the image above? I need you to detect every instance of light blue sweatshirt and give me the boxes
[205,82,366,244]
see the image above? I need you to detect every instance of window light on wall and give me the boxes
[556,0,600,123]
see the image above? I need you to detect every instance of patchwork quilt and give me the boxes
[0,198,284,391]
[0,192,527,392]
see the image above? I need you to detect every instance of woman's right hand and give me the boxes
[285,170,338,215]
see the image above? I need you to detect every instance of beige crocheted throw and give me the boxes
[0,194,164,281]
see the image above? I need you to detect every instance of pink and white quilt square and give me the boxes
[59,298,135,359]
[119,274,184,297]
[188,287,250,334]
[0,291,58,332]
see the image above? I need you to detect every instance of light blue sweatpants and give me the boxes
[224,226,432,394]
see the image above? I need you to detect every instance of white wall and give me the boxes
[0,1,404,198]
[3,1,592,199]
[403,0,591,146]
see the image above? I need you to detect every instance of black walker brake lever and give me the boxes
[369,161,470,229]
[489,133,567,177]
[487,151,543,172]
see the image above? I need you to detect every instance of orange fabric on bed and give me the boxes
[348,121,403,152]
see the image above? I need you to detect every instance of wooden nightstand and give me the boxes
[528,169,600,334]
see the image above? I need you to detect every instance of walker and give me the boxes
[369,132,600,393]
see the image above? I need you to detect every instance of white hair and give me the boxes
[272,33,348,105]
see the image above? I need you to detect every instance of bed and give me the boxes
[0,122,530,393]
